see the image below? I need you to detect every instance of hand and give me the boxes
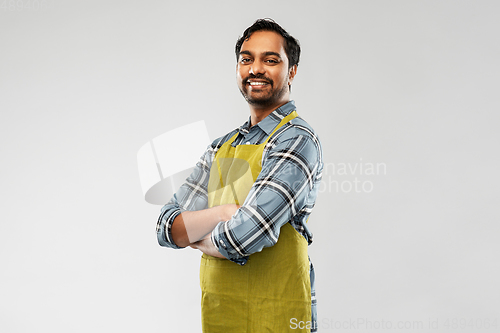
[189,233,210,249]
[189,234,226,258]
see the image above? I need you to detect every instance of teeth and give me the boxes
[249,82,268,86]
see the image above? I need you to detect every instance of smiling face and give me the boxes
[237,30,296,108]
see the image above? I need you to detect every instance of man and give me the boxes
[156,18,323,332]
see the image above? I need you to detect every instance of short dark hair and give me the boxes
[235,18,300,69]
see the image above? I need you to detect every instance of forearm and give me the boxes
[171,206,223,247]
[172,204,239,248]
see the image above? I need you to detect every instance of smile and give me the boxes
[248,81,269,86]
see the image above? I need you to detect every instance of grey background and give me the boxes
[1,1,499,332]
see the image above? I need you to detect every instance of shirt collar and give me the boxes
[238,100,296,136]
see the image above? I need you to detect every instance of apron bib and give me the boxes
[201,111,311,332]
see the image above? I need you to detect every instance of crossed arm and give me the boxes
[171,204,240,258]
[157,129,322,263]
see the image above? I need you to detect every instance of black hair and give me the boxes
[235,18,300,69]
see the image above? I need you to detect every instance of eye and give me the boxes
[265,59,279,64]
[240,58,252,64]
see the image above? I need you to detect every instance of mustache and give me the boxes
[244,74,273,85]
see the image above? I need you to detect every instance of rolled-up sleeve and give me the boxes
[156,144,214,249]
[156,203,183,249]
[211,131,322,263]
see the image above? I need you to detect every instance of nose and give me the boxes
[249,60,265,75]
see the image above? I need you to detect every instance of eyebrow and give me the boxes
[239,50,282,59]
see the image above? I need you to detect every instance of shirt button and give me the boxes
[246,142,251,145]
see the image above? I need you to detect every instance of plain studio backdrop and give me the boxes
[1,1,499,332]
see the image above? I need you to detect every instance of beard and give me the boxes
[239,74,289,107]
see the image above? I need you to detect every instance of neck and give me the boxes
[249,99,289,127]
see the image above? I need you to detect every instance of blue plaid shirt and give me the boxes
[156,100,322,331]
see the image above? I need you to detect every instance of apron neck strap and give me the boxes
[263,110,298,145]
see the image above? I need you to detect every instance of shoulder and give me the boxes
[210,128,238,151]
[262,115,323,174]
[269,115,323,157]
[195,128,238,167]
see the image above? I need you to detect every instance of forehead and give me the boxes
[240,30,286,57]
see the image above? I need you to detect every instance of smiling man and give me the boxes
[237,29,295,113]
[156,19,323,332]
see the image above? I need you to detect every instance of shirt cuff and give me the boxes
[211,221,248,266]
[158,208,184,249]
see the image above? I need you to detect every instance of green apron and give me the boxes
[201,111,311,332]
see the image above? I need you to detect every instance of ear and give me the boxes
[288,65,298,86]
